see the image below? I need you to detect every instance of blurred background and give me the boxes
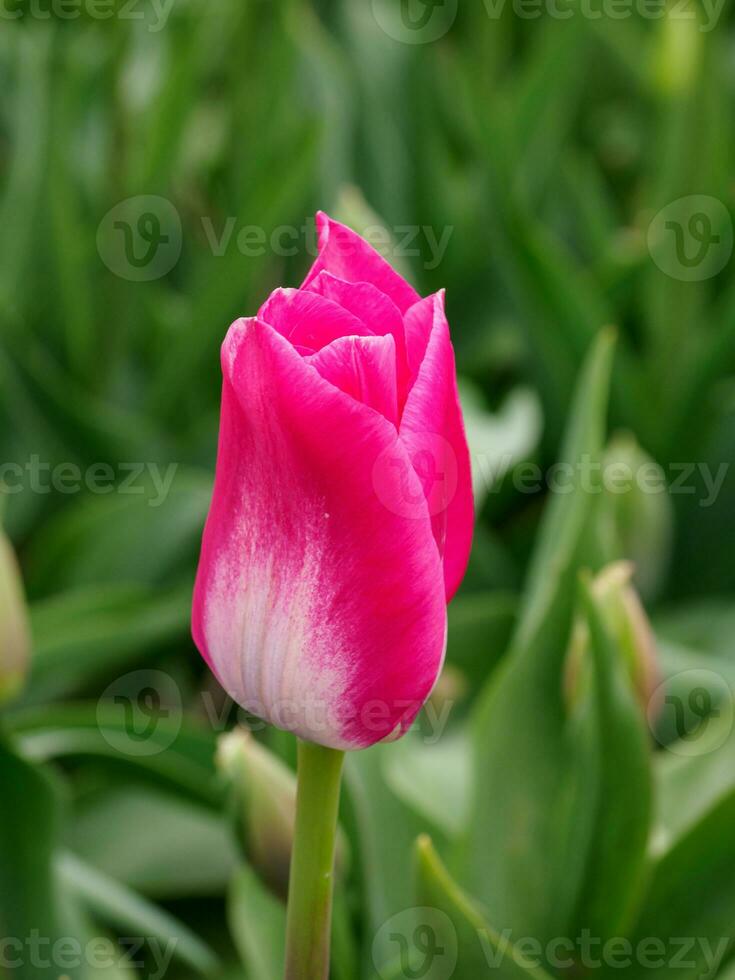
[2,0,735,978]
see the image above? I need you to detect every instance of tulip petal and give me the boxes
[192,318,447,750]
[399,293,474,601]
[302,213,420,315]
[305,271,410,404]
[259,287,371,353]
[307,335,399,425]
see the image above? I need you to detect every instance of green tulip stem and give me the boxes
[284,738,345,980]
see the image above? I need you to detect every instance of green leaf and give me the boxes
[2,341,162,465]
[228,863,285,980]
[69,786,239,899]
[415,836,555,980]
[58,895,136,980]
[716,958,735,980]
[518,328,617,646]
[383,731,471,838]
[463,329,616,945]
[653,713,735,855]
[26,468,212,594]
[652,601,735,748]
[345,743,438,975]
[626,790,735,980]
[650,639,735,749]
[571,576,652,937]
[655,600,735,661]
[330,891,359,980]
[0,737,64,980]
[9,703,221,806]
[58,851,219,976]
[25,584,190,703]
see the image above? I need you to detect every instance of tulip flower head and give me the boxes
[192,213,473,749]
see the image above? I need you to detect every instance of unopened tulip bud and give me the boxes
[0,529,30,705]
[601,433,673,600]
[565,561,659,714]
[217,728,348,899]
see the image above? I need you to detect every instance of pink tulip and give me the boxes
[192,213,473,750]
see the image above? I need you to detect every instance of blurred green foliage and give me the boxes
[1,0,735,978]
